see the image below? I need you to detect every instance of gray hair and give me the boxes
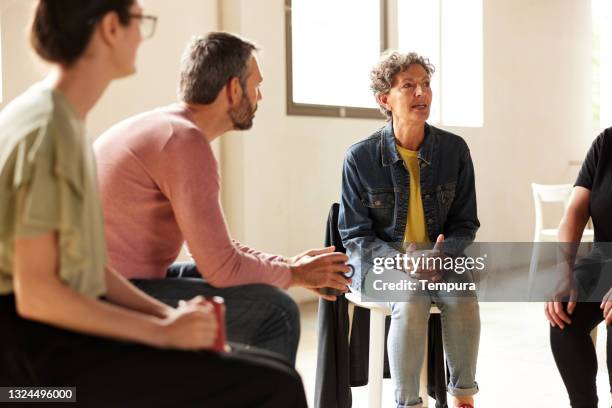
[370,51,435,120]
[178,32,259,104]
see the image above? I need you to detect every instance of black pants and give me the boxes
[0,295,307,407]
[550,302,612,408]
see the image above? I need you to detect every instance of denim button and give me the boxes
[427,218,433,223]
[425,194,430,199]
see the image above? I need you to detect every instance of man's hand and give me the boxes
[289,251,351,293]
[287,246,336,265]
[601,288,612,325]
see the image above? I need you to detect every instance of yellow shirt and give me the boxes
[0,83,107,297]
[397,144,430,246]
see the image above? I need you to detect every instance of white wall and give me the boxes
[0,0,218,137]
[0,0,597,303]
[0,0,219,262]
[220,0,594,301]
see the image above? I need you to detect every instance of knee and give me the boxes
[550,323,582,344]
[275,290,300,328]
[261,363,306,405]
[278,367,306,401]
[442,298,480,319]
[248,285,300,332]
[390,301,430,326]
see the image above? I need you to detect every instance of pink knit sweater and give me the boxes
[94,105,291,288]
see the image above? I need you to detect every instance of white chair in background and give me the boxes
[529,183,597,343]
[345,292,439,408]
[531,183,594,243]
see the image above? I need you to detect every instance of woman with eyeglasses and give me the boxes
[339,51,480,408]
[0,1,307,406]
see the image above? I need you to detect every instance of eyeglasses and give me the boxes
[399,80,432,94]
[129,14,158,40]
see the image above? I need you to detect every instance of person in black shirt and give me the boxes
[545,129,612,408]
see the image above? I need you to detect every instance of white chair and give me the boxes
[531,183,594,243]
[345,292,440,408]
[530,183,597,343]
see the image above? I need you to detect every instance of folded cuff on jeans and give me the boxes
[396,396,422,408]
[448,382,479,397]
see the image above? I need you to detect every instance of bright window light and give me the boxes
[291,0,380,108]
[398,0,483,127]
[440,0,483,127]
[593,0,612,130]
[287,0,483,124]
[398,0,441,123]
[0,27,3,103]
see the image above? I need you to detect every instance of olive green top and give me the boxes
[0,82,107,298]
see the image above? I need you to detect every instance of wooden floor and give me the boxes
[296,301,610,408]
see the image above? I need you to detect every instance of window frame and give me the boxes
[284,0,387,119]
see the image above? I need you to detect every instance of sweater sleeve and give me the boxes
[154,129,291,289]
[232,240,287,263]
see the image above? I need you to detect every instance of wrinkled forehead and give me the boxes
[393,63,431,84]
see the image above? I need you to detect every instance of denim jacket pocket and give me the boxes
[362,189,395,226]
[436,182,456,219]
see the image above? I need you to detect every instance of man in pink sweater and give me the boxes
[94,32,351,364]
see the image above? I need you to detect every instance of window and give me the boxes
[0,25,3,103]
[592,0,612,130]
[285,0,483,126]
[286,0,384,119]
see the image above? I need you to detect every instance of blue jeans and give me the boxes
[130,262,300,365]
[373,270,480,407]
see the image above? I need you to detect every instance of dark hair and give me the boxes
[30,0,134,66]
[178,32,259,104]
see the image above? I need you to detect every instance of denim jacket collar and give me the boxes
[380,121,434,167]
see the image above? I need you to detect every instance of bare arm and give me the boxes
[558,186,591,243]
[13,232,216,350]
[545,186,590,328]
[104,266,171,319]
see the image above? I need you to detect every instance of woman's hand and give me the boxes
[600,288,612,325]
[159,301,218,350]
[406,234,445,282]
[544,273,577,329]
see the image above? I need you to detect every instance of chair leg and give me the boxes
[527,242,541,301]
[419,330,429,407]
[368,309,386,408]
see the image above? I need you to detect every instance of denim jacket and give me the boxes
[338,121,479,291]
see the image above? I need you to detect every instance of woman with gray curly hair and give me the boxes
[339,51,481,408]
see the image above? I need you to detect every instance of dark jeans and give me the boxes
[550,302,612,408]
[130,262,300,364]
[0,294,307,408]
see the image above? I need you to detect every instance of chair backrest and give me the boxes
[326,203,346,254]
[531,183,572,241]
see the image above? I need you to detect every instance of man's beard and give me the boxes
[229,93,257,130]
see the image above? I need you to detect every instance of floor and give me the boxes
[295,301,611,408]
